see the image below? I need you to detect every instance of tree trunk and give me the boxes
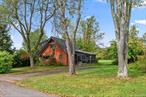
[29,53,34,67]
[66,38,76,75]
[117,22,128,78]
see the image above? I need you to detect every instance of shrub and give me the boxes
[12,50,30,68]
[38,57,65,66]
[0,51,13,73]
[129,60,146,72]
[112,59,118,65]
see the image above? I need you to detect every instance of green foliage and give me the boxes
[96,41,117,62]
[107,41,117,60]
[76,16,103,52]
[128,25,144,62]
[143,32,146,44]
[96,48,109,59]
[13,50,30,68]
[0,24,13,53]
[0,51,13,73]
[102,25,144,63]
[23,29,47,53]
[130,56,146,72]
[130,60,146,72]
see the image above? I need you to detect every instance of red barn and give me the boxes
[38,36,96,65]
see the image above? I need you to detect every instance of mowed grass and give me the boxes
[10,65,65,74]
[17,62,146,97]
[98,60,115,65]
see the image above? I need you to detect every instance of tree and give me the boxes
[107,40,117,60]
[128,25,143,62]
[76,16,103,52]
[104,25,143,63]
[142,32,146,59]
[108,0,142,78]
[143,32,146,44]
[22,29,48,54]
[0,24,13,53]
[1,0,56,67]
[54,0,82,75]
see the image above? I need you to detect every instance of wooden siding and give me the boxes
[42,42,68,65]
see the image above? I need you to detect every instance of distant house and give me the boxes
[38,36,96,65]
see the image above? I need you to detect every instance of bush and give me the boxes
[0,51,13,73]
[12,50,30,68]
[129,60,146,72]
[38,57,65,66]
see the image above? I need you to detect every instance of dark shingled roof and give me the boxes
[39,36,67,52]
[38,36,68,56]
[38,36,96,56]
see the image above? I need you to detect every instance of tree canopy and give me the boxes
[0,24,13,53]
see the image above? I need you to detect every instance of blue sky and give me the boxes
[10,0,146,49]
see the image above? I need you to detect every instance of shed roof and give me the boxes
[75,50,96,55]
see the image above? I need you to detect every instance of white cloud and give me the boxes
[84,16,92,20]
[135,19,146,25]
[95,0,106,3]
[141,0,146,6]
[130,22,136,26]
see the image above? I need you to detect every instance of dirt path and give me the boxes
[0,68,67,83]
[0,81,57,97]
[0,66,95,83]
[0,66,95,97]
[0,68,66,97]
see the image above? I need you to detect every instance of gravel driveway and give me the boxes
[0,81,57,97]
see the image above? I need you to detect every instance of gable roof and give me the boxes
[40,36,66,49]
[38,36,68,56]
[38,36,96,56]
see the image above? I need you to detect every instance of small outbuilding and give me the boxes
[38,36,96,65]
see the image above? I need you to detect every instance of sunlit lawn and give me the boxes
[98,60,115,65]
[17,61,146,97]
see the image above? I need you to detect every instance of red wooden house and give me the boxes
[38,36,96,65]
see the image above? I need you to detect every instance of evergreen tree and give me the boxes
[0,24,13,53]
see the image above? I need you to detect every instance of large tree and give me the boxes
[22,29,48,54]
[0,24,13,53]
[76,16,103,52]
[1,0,56,67]
[106,25,143,63]
[108,0,142,78]
[54,0,82,75]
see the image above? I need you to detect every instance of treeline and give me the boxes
[96,25,146,64]
[76,16,104,52]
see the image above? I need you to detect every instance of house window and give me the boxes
[82,55,86,63]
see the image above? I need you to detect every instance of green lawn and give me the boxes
[17,64,146,97]
[98,60,115,65]
[10,65,65,74]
